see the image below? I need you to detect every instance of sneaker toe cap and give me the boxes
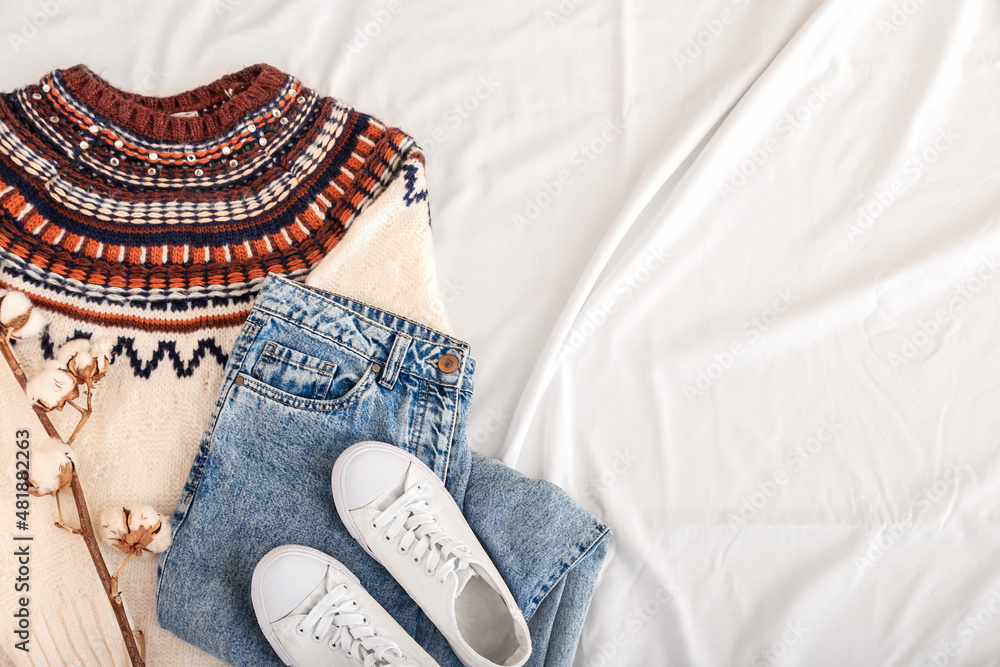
[337,442,411,510]
[253,547,330,623]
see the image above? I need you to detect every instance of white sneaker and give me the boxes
[331,442,532,667]
[251,544,439,667]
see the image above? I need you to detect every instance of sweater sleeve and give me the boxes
[304,144,455,335]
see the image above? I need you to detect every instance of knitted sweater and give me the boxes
[0,63,451,666]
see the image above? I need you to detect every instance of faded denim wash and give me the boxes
[156,273,610,666]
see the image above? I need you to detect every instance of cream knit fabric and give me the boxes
[0,64,451,667]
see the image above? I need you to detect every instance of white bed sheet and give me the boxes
[3,0,999,665]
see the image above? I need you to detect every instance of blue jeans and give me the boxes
[156,273,610,666]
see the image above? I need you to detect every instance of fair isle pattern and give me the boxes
[0,64,424,337]
[0,64,446,667]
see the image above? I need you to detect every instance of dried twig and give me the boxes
[65,395,93,446]
[0,337,145,667]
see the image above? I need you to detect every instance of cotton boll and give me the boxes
[90,336,114,365]
[57,337,114,385]
[0,291,31,324]
[26,366,80,410]
[54,338,94,367]
[100,505,172,555]
[126,505,172,553]
[26,437,75,495]
[87,335,114,382]
[12,309,46,339]
[125,505,160,531]
[146,515,172,553]
[0,291,46,340]
[99,507,129,544]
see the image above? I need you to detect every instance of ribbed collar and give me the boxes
[58,63,289,143]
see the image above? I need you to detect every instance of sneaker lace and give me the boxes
[294,583,411,666]
[373,483,474,585]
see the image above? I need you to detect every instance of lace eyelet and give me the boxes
[383,533,393,543]
[438,576,447,585]
[351,600,359,610]
[313,634,322,643]
[412,555,420,564]
[415,483,423,492]
[370,520,378,530]
[330,639,338,649]
[295,625,305,635]
[398,544,407,553]
[361,615,369,625]
[424,566,435,576]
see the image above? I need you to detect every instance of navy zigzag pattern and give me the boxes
[33,329,228,378]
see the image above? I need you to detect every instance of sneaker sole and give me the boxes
[250,544,361,667]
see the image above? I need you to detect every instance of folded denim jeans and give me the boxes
[155,273,610,666]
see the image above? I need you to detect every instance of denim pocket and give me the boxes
[238,328,379,412]
[251,341,336,401]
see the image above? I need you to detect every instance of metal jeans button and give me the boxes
[437,354,459,373]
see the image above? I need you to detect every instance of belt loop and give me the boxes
[378,332,412,390]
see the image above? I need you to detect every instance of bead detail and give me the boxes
[194,168,204,176]
[79,141,89,150]
[110,158,120,167]
[147,167,157,176]
[229,159,238,168]
[114,140,124,149]
[148,153,159,161]
[222,146,232,155]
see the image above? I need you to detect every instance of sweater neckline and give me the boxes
[0,62,419,334]
[58,63,289,144]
